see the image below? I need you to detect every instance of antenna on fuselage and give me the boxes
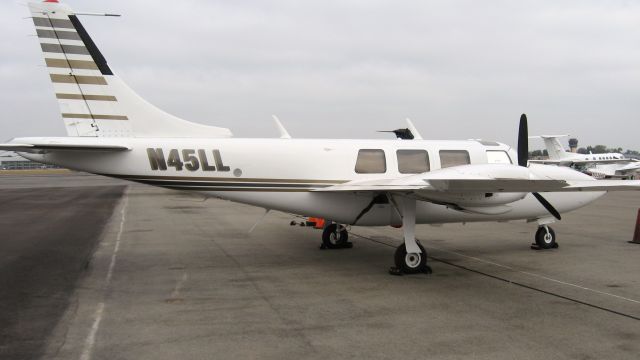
[378,128,414,140]
[378,118,424,140]
[405,118,423,140]
[271,115,291,139]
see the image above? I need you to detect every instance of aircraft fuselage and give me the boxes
[19,136,604,226]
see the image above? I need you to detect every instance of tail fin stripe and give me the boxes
[68,15,112,75]
[32,17,74,29]
[40,43,89,55]
[62,113,128,120]
[46,58,98,70]
[56,93,117,101]
[37,29,81,41]
[27,0,232,138]
[50,74,107,85]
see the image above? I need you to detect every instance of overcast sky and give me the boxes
[1,0,639,150]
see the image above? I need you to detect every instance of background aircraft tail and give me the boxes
[28,0,232,138]
[530,135,571,160]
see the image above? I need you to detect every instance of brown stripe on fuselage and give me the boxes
[36,29,81,41]
[32,17,74,29]
[41,43,89,55]
[50,74,107,85]
[101,173,348,184]
[46,58,98,70]
[163,186,312,192]
[56,93,117,101]
[61,113,128,120]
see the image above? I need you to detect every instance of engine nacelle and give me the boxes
[418,191,527,207]
[415,163,533,207]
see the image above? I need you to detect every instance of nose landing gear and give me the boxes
[533,225,558,249]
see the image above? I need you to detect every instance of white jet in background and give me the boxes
[2,0,640,275]
[530,135,640,179]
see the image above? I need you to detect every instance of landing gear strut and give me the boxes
[321,223,352,249]
[388,197,432,275]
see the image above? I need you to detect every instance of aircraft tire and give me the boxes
[322,224,349,249]
[394,243,427,274]
[535,226,556,249]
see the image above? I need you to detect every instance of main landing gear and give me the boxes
[388,197,432,276]
[318,197,432,276]
[320,223,353,249]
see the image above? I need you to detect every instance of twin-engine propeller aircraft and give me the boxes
[3,0,640,274]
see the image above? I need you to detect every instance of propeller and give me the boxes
[378,128,415,140]
[518,114,562,220]
[517,114,529,167]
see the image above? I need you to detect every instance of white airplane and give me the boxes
[530,135,640,179]
[2,0,640,275]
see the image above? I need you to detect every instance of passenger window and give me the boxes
[439,150,470,168]
[486,150,512,164]
[397,150,430,174]
[355,149,386,173]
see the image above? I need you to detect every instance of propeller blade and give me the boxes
[532,192,562,220]
[518,114,528,167]
[377,128,414,140]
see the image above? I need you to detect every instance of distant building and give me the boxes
[568,138,578,153]
[0,152,61,170]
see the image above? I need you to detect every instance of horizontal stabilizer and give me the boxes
[0,142,130,153]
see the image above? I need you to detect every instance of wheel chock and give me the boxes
[530,243,558,250]
[319,242,353,250]
[388,267,403,276]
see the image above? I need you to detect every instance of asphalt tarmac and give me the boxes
[1,173,639,360]
[0,182,126,359]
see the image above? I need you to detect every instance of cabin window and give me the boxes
[397,150,430,174]
[486,150,512,164]
[355,149,386,173]
[439,150,470,168]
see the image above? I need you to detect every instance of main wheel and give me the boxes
[322,223,349,249]
[535,226,556,249]
[394,243,427,274]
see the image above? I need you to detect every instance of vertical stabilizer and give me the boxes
[540,136,571,160]
[28,0,232,138]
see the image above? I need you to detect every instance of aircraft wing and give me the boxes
[313,173,640,194]
[0,142,130,153]
[618,162,640,172]
[528,159,574,166]
[530,158,637,166]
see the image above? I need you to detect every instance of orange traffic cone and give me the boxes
[632,209,640,244]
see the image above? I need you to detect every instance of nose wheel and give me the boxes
[532,225,558,250]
